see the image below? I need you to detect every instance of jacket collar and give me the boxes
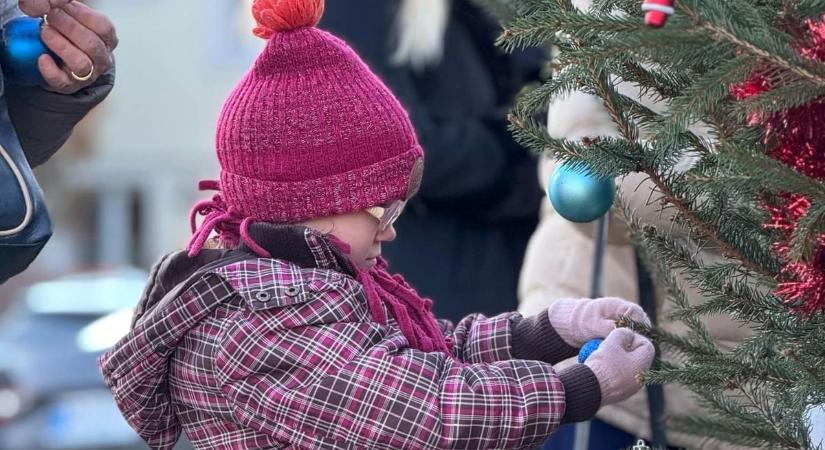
[238,222,356,275]
[133,223,356,328]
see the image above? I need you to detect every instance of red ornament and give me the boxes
[732,16,825,315]
[642,0,674,28]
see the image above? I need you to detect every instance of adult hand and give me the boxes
[24,1,118,94]
[19,0,71,16]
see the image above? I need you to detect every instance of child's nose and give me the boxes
[376,224,397,242]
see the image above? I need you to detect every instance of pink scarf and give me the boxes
[326,235,453,355]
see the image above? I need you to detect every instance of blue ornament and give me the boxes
[1,17,54,86]
[548,164,616,223]
[578,338,603,363]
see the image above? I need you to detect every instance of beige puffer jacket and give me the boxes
[520,159,752,449]
[517,3,754,445]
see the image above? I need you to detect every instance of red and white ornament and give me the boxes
[642,0,674,28]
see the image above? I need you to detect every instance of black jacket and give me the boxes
[321,0,543,322]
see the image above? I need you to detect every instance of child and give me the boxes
[98,0,654,448]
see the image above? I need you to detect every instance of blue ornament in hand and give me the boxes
[1,17,54,86]
[548,164,616,223]
[578,338,603,363]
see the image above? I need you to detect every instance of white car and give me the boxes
[0,268,194,450]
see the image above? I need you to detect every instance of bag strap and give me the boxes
[0,143,33,236]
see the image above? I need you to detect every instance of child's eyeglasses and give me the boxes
[365,199,407,232]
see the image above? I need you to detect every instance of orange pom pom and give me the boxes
[252,0,324,38]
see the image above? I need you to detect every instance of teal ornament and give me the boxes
[1,17,54,86]
[578,338,603,363]
[548,164,616,223]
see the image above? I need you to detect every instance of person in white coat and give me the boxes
[518,1,754,449]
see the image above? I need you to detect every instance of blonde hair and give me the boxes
[391,0,451,71]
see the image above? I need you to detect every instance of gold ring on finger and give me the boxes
[71,64,95,82]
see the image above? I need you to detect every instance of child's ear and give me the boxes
[405,158,424,199]
[321,219,336,235]
[304,217,336,236]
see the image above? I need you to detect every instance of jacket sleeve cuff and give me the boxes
[510,311,578,364]
[6,68,115,167]
[558,364,602,424]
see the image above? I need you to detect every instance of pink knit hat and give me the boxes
[216,0,423,224]
[187,0,424,257]
[186,0,453,356]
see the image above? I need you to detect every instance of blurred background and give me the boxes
[0,0,549,447]
[0,1,263,448]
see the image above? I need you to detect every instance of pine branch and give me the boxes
[493,1,825,446]
[590,67,639,142]
[718,146,825,201]
[675,401,799,448]
[616,60,688,99]
[644,170,776,277]
[513,67,586,116]
[795,0,825,18]
[677,0,825,86]
[655,55,756,139]
[507,113,645,175]
[736,81,825,116]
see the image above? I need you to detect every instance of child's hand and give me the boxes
[546,297,651,347]
[584,328,654,405]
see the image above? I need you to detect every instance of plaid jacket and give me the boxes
[99,224,600,450]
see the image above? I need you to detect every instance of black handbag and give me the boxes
[0,99,52,284]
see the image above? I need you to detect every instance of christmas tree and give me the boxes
[476,0,825,448]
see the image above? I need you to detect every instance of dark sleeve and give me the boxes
[509,312,601,423]
[510,311,579,364]
[6,68,115,168]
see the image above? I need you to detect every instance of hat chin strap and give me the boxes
[187,180,272,258]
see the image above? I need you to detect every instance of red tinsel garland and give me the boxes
[730,16,825,315]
